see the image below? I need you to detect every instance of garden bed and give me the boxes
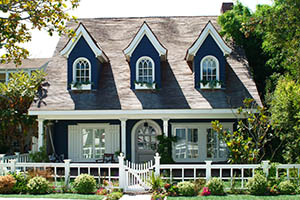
[0,193,105,199]
[168,195,300,200]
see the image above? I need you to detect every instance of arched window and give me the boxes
[200,56,220,88]
[136,56,155,83]
[73,57,91,83]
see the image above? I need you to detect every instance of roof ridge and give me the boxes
[75,15,219,20]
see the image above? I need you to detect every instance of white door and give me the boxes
[132,120,162,163]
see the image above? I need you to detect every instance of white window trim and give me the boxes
[200,55,221,89]
[78,123,109,162]
[72,57,92,90]
[0,69,34,83]
[171,122,233,163]
[135,56,155,90]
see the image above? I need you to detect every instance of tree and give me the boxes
[0,0,79,65]
[270,76,300,163]
[211,99,279,164]
[0,70,46,153]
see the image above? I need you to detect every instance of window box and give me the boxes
[71,83,91,90]
[135,82,156,90]
[200,82,222,89]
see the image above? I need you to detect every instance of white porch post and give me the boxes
[163,118,169,137]
[37,118,44,150]
[120,118,127,158]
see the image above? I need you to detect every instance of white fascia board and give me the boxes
[187,22,232,61]
[28,109,252,120]
[60,24,108,62]
[123,23,167,59]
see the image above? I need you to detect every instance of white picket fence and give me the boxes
[1,153,300,191]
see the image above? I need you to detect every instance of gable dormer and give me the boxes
[123,22,167,90]
[186,21,231,89]
[60,23,108,90]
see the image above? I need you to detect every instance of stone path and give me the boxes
[120,194,152,200]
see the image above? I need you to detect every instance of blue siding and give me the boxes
[52,120,120,159]
[68,36,102,90]
[194,34,226,88]
[130,35,161,89]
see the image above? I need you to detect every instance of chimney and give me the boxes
[220,2,234,14]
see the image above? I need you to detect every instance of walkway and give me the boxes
[120,194,152,200]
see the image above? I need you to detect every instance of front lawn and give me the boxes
[0,193,104,199]
[168,195,300,200]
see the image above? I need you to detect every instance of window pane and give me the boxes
[94,129,105,159]
[137,58,154,83]
[202,57,218,82]
[187,128,198,158]
[175,129,186,159]
[0,73,6,83]
[74,59,90,83]
[82,129,93,159]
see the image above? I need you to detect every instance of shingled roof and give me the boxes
[29,16,261,111]
[0,58,50,69]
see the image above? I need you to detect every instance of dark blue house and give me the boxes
[29,16,261,163]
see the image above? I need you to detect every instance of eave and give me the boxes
[123,22,167,62]
[186,21,232,61]
[60,23,109,63]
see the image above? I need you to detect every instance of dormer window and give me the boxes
[71,57,91,90]
[135,56,155,89]
[200,56,221,89]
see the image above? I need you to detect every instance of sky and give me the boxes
[24,0,273,58]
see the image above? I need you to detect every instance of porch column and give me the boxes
[120,118,127,158]
[37,118,44,150]
[162,118,169,137]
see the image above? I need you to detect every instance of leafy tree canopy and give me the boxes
[0,70,46,153]
[0,0,79,65]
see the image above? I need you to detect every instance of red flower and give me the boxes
[201,187,211,196]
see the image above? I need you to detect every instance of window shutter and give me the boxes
[105,125,120,154]
[68,125,81,162]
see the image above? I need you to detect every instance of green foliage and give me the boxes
[29,146,50,162]
[11,172,29,194]
[246,173,268,195]
[156,134,176,164]
[278,180,296,195]
[148,172,163,192]
[106,192,123,200]
[270,76,300,163]
[206,178,225,195]
[212,98,275,164]
[0,0,79,65]
[0,70,46,153]
[151,191,166,200]
[177,181,195,196]
[0,175,16,194]
[73,174,96,194]
[194,179,206,196]
[27,176,51,194]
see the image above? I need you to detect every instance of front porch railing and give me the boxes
[1,153,300,191]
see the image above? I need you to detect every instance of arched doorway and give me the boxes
[131,120,162,163]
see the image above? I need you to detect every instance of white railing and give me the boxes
[1,153,300,191]
[0,153,30,163]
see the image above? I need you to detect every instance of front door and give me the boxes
[134,120,161,163]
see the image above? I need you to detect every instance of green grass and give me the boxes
[168,195,300,200]
[0,193,104,199]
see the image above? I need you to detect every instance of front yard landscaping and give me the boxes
[0,193,104,199]
[168,195,300,200]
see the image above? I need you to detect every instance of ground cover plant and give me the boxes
[0,193,105,199]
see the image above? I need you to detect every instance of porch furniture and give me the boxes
[96,153,114,163]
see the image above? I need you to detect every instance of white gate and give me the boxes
[118,153,161,193]
[124,160,154,192]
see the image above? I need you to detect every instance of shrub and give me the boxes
[151,191,166,200]
[11,172,29,194]
[194,178,206,195]
[27,176,51,194]
[28,168,53,181]
[0,175,16,194]
[206,178,225,195]
[73,174,96,194]
[177,181,195,196]
[106,192,123,200]
[200,187,211,196]
[278,180,296,195]
[149,172,163,192]
[96,188,108,195]
[269,185,280,195]
[246,173,268,195]
[167,184,178,196]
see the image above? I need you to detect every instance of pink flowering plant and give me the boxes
[201,187,211,196]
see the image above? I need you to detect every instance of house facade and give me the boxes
[28,16,261,163]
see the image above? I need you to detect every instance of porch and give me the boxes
[32,109,239,164]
